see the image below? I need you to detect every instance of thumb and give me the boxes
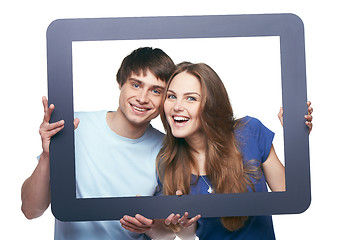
[74,118,80,130]
[278,107,283,127]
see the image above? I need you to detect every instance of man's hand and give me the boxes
[120,214,175,239]
[120,214,153,233]
[39,96,80,156]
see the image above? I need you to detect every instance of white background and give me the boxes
[1,0,359,239]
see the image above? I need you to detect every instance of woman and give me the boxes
[120,62,313,239]
[156,62,310,239]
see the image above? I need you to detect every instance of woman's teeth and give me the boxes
[174,116,189,122]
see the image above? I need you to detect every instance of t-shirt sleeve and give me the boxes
[251,117,274,163]
[237,116,275,164]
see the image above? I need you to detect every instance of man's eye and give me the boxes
[132,83,140,88]
[153,89,161,94]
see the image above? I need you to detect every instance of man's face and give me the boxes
[118,71,166,128]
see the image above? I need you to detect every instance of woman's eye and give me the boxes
[167,94,176,99]
[187,96,196,101]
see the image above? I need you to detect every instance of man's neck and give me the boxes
[106,110,149,139]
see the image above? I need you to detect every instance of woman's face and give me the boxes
[164,71,203,141]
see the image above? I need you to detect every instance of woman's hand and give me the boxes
[164,190,201,228]
[278,101,313,134]
[164,211,201,229]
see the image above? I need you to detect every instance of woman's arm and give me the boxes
[261,145,285,192]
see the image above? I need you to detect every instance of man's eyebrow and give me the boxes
[152,85,165,90]
[128,78,143,85]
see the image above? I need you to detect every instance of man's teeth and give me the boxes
[133,105,147,112]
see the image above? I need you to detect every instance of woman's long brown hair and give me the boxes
[157,62,260,231]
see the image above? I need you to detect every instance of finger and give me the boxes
[306,121,313,134]
[179,212,189,224]
[74,118,80,130]
[308,106,313,115]
[278,107,284,127]
[135,214,153,227]
[165,213,175,225]
[45,120,65,131]
[42,96,48,113]
[307,101,311,108]
[182,214,201,228]
[171,214,181,225]
[43,102,55,123]
[304,114,313,122]
[176,190,183,196]
[40,120,65,138]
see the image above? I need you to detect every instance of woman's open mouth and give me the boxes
[173,116,190,125]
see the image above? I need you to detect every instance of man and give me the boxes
[21,47,176,239]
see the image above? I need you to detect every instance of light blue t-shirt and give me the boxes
[54,110,164,240]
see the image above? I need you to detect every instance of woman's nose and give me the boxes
[173,100,184,111]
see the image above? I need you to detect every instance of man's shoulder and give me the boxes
[147,124,165,137]
[74,110,107,118]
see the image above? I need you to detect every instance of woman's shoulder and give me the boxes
[235,116,264,132]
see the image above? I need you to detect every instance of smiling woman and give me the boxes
[164,71,203,140]
[156,62,286,239]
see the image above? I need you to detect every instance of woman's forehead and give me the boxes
[168,72,201,93]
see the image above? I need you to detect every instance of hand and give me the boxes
[39,96,80,156]
[305,101,313,134]
[164,190,201,228]
[120,214,153,234]
[120,214,176,239]
[164,212,201,229]
[278,101,313,134]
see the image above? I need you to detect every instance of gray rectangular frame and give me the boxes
[47,14,310,221]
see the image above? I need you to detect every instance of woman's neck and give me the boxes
[186,133,207,175]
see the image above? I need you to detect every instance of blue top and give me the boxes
[191,116,276,240]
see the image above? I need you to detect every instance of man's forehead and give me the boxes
[128,71,166,87]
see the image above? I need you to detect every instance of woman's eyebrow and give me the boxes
[184,92,201,96]
[167,89,201,97]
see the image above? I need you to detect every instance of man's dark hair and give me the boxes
[116,47,175,86]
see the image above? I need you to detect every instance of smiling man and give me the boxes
[21,47,176,240]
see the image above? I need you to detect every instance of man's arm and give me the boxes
[21,152,52,219]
